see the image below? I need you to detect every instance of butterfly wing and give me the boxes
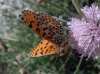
[19,10,64,45]
[28,39,70,57]
[28,39,59,57]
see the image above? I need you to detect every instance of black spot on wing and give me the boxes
[29,21,34,28]
[42,33,46,37]
[49,45,53,49]
[40,50,43,55]
[45,49,49,53]
[46,42,49,45]
[36,28,40,33]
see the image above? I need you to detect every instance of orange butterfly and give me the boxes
[19,10,70,57]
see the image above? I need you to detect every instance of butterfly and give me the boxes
[19,10,70,57]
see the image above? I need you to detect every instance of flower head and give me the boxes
[68,4,100,60]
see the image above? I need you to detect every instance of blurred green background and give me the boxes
[0,0,100,74]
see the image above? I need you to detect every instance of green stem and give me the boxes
[57,52,72,72]
[73,56,83,74]
[43,0,81,19]
[72,0,87,21]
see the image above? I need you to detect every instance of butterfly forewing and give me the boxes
[19,10,64,45]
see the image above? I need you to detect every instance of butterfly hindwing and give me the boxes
[28,39,59,57]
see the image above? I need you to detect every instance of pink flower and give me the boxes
[68,4,100,60]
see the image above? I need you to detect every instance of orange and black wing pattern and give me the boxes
[28,39,70,57]
[28,39,59,57]
[19,10,64,46]
[19,10,70,57]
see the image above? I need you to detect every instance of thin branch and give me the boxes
[73,56,83,74]
[43,0,81,19]
[57,52,72,72]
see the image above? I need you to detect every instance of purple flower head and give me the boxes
[68,4,100,60]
